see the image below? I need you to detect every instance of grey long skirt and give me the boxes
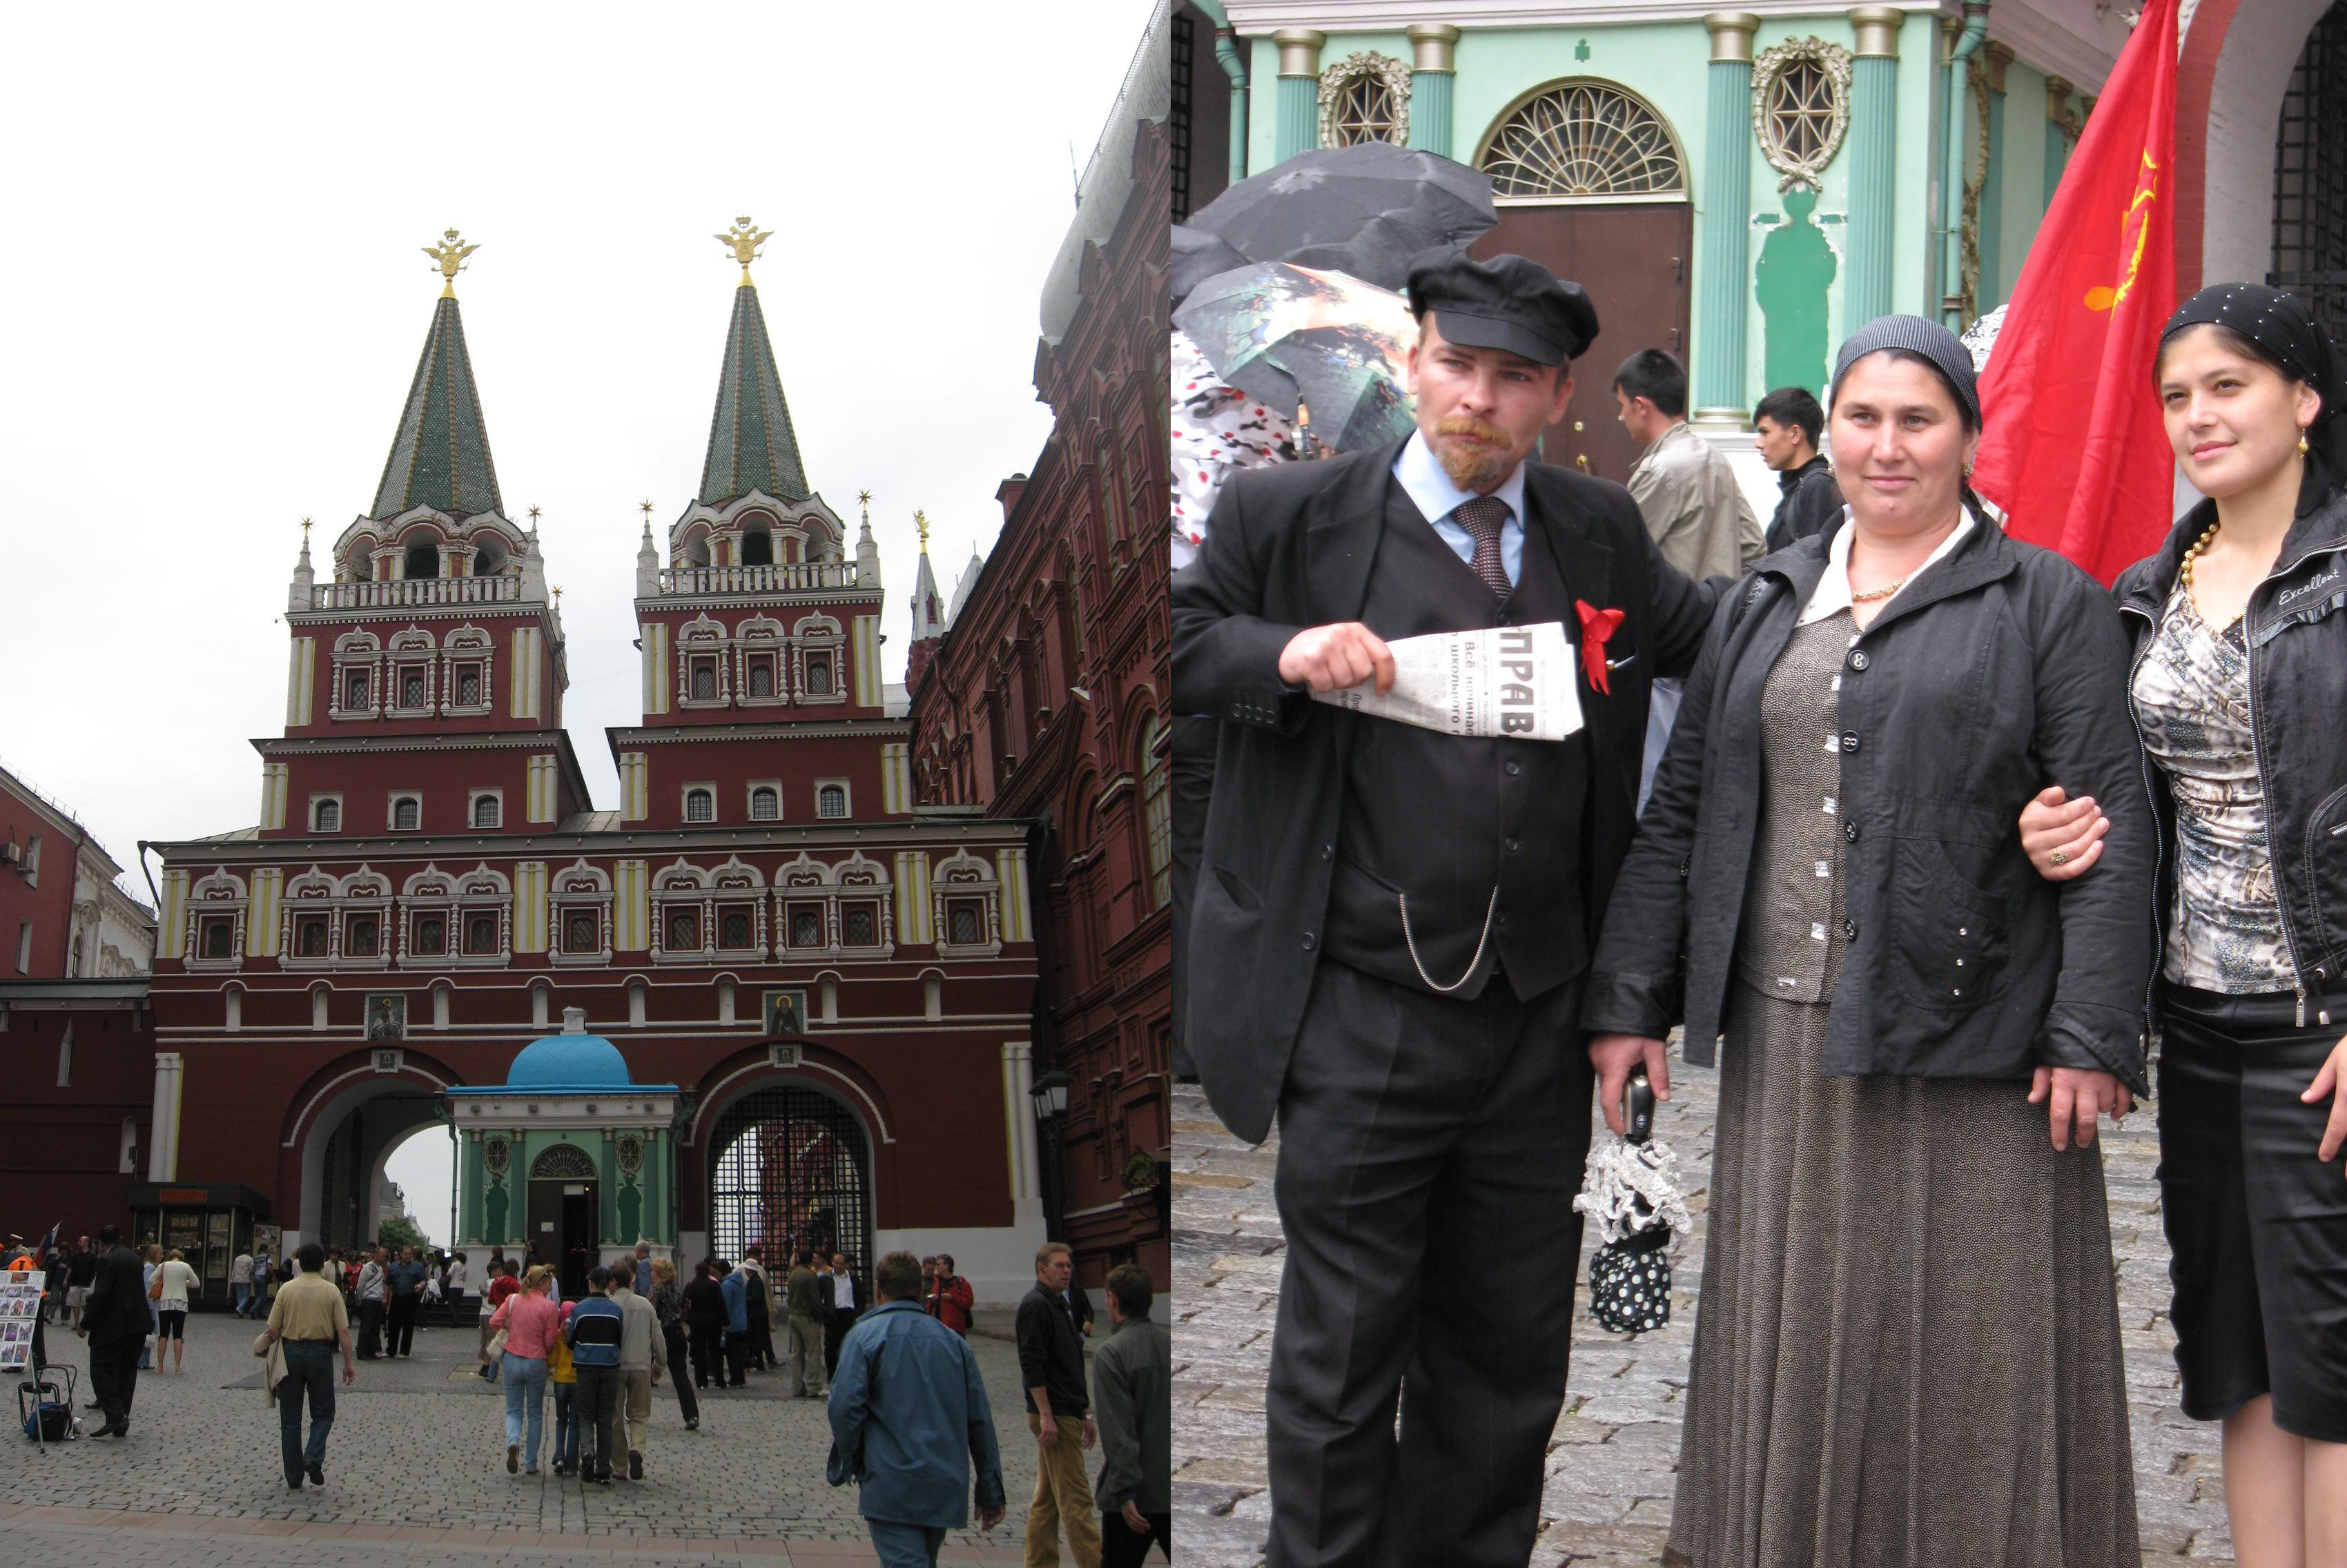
[1664,980,2140,1567]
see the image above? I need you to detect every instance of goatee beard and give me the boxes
[1437,439,1512,491]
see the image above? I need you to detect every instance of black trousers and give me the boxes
[356,1299,384,1358]
[1168,715,1215,1079]
[2159,983,2347,1442]
[688,1322,723,1387]
[724,1329,749,1386]
[824,1309,853,1376]
[661,1324,699,1423]
[574,1364,621,1478]
[1102,1509,1172,1568]
[88,1336,141,1426]
[386,1294,419,1356]
[1265,961,1589,1568]
[748,1308,776,1369]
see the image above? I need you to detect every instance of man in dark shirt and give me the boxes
[76,1224,150,1438]
[1015,1242,1099,1567]
[66,1237,97,1329]
[1755,385,1843,553]
[385,1247,428,1358]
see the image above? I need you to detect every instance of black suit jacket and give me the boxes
[1170,440,1720,1144]
[83,1245,152,1347]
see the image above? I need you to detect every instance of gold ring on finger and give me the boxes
[2050,850,2068,865]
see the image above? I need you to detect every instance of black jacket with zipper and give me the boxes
[2114,487,2347,1022]
[1581,516,2157,1092]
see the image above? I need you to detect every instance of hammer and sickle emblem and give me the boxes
[2085,154,2159,313]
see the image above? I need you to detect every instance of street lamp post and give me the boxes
[1029,1069,1073,1242]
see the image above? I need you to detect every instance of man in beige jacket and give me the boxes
[1615,346,1762,810]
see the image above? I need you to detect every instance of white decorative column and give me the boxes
[1002,1040,1044,1230]
[148,1052,184,1180]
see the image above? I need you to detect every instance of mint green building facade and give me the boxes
[1214,3,2111,424]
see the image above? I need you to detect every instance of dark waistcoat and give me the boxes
[1322,481,1590,999]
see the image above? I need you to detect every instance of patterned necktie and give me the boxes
[1454,494,1514,601]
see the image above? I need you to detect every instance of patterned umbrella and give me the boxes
[1172,262,1420,455]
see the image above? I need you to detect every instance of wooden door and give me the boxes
[1470,203,1693,484]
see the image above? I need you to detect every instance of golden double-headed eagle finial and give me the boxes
[422,228,479,298]
[915,509,931,553]
[715,216,772,285]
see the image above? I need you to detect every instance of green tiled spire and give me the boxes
[698,280,810,506]
[370,295,506,520]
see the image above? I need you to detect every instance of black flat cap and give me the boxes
[1406,251,1600,365]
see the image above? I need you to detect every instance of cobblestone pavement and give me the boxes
[0,1317,1140,1565]
[1173,1061,2238,1567]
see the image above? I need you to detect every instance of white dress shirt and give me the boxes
[1391,429,1530,587]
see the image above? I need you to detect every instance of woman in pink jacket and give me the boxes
[489,1265,561,1475]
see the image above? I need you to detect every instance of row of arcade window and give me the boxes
[681,783,848,824]
[308,793,502,834]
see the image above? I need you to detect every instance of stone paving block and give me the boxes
[1173,1070,2239,1567]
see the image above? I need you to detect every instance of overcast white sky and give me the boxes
[0,3,1158,1245]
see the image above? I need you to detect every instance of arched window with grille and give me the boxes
[1140,715,1171,909]
[817,784,848,820]
[685,788,715,823]
[1477,80,1687,200]
[750,786,780,821]
[1318,51,1411,148]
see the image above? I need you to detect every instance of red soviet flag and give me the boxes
[1972,0,2179,585]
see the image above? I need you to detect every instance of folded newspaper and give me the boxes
[1310,622,1584,741]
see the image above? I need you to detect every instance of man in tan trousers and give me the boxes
[1015,1242,1100,1567]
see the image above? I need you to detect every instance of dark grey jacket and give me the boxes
[1171,440,1719,1144]
[1582,518,2156,1092]
[2115,487,2347,1021]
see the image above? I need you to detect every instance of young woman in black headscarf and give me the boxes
[2023,282,2347,1564]
[1584,313,2154,1565]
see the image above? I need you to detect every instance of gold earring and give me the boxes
[2300,431,2312,455]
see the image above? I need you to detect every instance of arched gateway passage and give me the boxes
[707,1085,873,1284]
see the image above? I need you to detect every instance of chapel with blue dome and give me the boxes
[445,1008,683,1282]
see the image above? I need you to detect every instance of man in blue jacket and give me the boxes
[718,1259,750,1387]
[828,1250,1006,1568]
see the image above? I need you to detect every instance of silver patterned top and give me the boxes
[2130,579,2295,992]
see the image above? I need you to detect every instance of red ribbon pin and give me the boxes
[1576,600,1626,695]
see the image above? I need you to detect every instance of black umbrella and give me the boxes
[1186,142,1498,293]
[1172,225,1251,310]
[1174,262,1419,454]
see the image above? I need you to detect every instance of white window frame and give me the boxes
[746,781,783,822]
[650,861,714,966]
[387,631,438,718]
[681,785,719,825]
[329,639,382,721]
[440,627,496,716]
[814,779,850,820]
[184,872,249,970]
[737,618,788,707]
[548,863,614,967]
[468,790,504,830]
[388,793,424,832]
[310,794,344,834]
[931,852,1002,957]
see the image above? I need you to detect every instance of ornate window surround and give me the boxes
[184,869,249,970]
[835,852,895,958]
[931,849,1003,958]
[676,615,731,709]
[1318,50,1411,149]
[776,852,839,961]
[547,859,614,966]
[329,631,382,721]
[451,865,512,967]
[735,616,788,707]
[710,854,769,959]
[793,613,846,707]
[440,625,496,716]
[650,859,715,965]
[1753,37,1853,193]
[386,627,438,718]
[1476,78,1688,204]
[335,870,393,970]
[396,866,456,970]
